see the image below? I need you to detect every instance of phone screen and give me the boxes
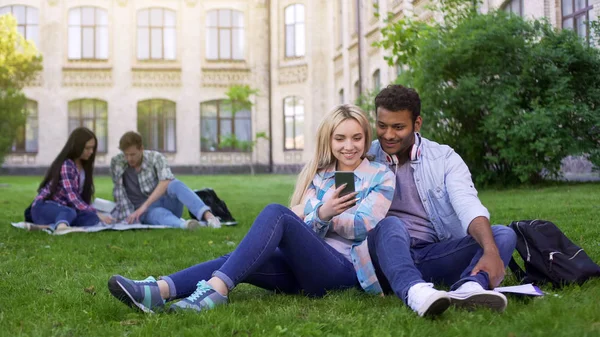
[334,171,355,197]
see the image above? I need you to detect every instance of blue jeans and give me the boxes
[31,200,99,230]
[367,217,517,304]
[140,179,210,228]
[161,204,358,300]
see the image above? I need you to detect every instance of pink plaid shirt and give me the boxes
[34,159,95,213]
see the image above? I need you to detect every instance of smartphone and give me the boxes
[334,171,356,197]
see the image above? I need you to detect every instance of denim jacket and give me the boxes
[367,136,489,241]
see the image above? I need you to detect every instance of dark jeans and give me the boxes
[31,200,99,230]
[162,204,358,300]
[367,216,517,305]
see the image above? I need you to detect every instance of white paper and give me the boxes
[494,284,544,296]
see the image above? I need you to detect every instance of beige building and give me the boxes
[1,0,598,173]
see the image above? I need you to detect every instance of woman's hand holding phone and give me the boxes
[318,184,359,221]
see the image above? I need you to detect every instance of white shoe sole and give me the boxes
[418,293,451,317]
[449,291,507,312]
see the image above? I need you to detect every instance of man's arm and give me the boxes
[467,216,505,288]
[126,179,171,224]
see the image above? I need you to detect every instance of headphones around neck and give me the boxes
[384,132,422,165]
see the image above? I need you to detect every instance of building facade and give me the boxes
[1,0,597,172]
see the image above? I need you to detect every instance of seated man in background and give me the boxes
[110,131,221,229]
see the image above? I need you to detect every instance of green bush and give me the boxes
[379,8,600,185]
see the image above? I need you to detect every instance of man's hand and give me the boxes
[471,250,505,288]
[98,213,114,224]
[318,184,358,221]
[126,205,147,224]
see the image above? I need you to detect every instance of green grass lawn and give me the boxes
[1,175,599,337]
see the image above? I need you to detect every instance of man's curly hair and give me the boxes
[374,84,421,122]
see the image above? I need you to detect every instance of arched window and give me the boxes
[137,99,177,152]
[0,5,39,47]
[206,9,244,60]
[68,7,108,60]
[284,4,305,57]
[372,69,381,91]
[200,100,252,151]
[283,97,304,151]
[137,8,176,60]
[68,99,108,153]
[11,99,38,153]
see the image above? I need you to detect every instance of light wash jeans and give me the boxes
[367,216,517,304]
[140,179,210,228]
[161,204,358,300]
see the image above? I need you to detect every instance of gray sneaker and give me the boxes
[107,275,165,313]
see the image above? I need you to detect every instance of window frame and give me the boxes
[68,99,109,154]
[137,7,177,61]
[561,0,592,42]
[283,96,305,151]
[11,99,38,154]
[0,5,39,48]
[67,6,109,60]
[137,99,177,153]
[206,9,245,61]
[372,69,381,91]
[200,99,252,152]
[503,0,523,16]
[284,4,305,58]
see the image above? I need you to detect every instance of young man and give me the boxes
[110,131,221,229]
[366,85,517,317]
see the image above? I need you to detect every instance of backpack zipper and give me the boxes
[516,221,532,262]
[548,248,584,261]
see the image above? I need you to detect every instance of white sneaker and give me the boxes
[407,283,451,317]
[183,219,201,230]
[448,281,507,312]
[206,217,221,229]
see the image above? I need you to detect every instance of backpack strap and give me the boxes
[509,257,527,283]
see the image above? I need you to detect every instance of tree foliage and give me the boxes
[0,14,42,164]
[377,3,600,185]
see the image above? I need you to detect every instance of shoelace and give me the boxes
[188,282,212,302]
[133,277,156,285]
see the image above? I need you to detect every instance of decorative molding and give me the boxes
[5,153,37,165]
[131,68,181,87]
[201,68,251,87]
[200,152,252,165]
[27,73,44,87]
[116,0,128,7]
[47,0,58,6]
[62,68,113,87]
[334,54,344,76]
[278,64,308,85]
[283,151,303,164]
[366,30,381,56]
[184,0,198,7]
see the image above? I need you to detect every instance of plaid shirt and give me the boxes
[303,158,395,295]
[110,150,174,221]
[34,159,95,212]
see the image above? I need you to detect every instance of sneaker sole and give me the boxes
[422,296,451,317]
[107,276,154,314]
[450,292,507,312]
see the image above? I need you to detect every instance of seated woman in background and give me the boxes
[30,127,112,234]
[107,104,396,313]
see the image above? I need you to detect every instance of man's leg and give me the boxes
[164,179,210,221]
[367,217,451,317]
[141,205,186,228]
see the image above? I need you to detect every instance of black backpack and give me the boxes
[189,188,237,225]
[508,219,600,288]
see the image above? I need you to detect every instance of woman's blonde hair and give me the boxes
[289,104,372,206]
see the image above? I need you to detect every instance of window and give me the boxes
[503,0,523,16]
[201,100,252,151]
[11,99,38,153]
[68,7,108,60]
[137,99,176,152]
[283,97,304,150]
[0,5,39,47]
[285,4,305,57]
[373,0,380,15]
[354,80,361,101]
[206,9,244,60]
[337,0,343,47]
[137,8,176,60]
[339,89,344,104]
[372,69,381,91]
[562,0,592,41]
[68,99,108,153]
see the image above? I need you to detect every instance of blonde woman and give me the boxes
[108,104,395,313]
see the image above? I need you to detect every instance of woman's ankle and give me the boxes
[157,280,170,300]
[207,277,229,297]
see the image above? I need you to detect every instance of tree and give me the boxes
[377,3,600,185]
[0,14,42,165]
[220,84,268,175]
